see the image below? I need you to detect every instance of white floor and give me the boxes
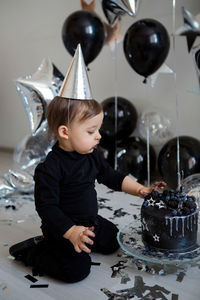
[0,150,200,300]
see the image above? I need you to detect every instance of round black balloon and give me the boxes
[116,136,156,183]
[100,97,138,149]
[123,18,170,79]
[62,10,105,65]
[195,48,200,71]
[158,136,200,189]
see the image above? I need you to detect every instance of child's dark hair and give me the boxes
[46,96,103,140]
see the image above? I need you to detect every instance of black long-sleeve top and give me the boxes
[34,143,126,239]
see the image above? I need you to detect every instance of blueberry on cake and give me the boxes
[141,190,199,252]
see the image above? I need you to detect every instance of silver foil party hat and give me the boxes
[59,44,93,100]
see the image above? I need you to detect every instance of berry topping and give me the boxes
[144,189,197,215]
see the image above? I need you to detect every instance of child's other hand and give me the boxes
[151,181,167,191]
[64,225,95,253]
[138,181,166,197]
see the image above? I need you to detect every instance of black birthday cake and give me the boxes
[141,190,199,252]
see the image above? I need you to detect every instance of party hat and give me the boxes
[59,44,93,100]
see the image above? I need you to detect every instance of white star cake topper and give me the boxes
[147,197,156,206]
[155,200,166,209]
[153,234,160,242]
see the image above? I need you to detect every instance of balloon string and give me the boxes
[192,46,200,88]
[146,125,150,187]
[172,0,181,190]
[144,79,151,186]
[172,0,176,36]
[113,39,118,170]
[176,134,181,189]
[67,99,71,128]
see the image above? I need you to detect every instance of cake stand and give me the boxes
[117,217,200,266]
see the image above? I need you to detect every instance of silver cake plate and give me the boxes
[117,217,200,266]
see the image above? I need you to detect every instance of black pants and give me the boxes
[29,215,119,283]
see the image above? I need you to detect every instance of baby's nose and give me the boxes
[96,131,101,140]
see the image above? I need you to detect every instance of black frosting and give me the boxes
[141,190,199,252]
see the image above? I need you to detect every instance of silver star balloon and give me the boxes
[149,63,174,87]
[187,44,200,95]
[14,58,64,134]
[13,121,52,175]
[113,0,140,16]
[5,168,34,193]
[102,0,140,25]
[176,7,200,52]
[0,176,14,198]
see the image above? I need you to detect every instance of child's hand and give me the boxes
[138,181,166,197]
[64,225,95,253]
[151,181,167,191]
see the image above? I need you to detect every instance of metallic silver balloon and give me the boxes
[14,58,64,134]
[13,122,52,174]
[182,173,200,208]
[138,111,173,146]
[0,176,14,198]
[5,168,34,193]
[113,0,140,16]
[176,7,200,52]
[102,0,140,25]
[102,0,126,25]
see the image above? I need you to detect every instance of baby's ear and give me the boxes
[58,125,69,139]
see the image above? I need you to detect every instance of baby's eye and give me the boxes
[88,131,94,135]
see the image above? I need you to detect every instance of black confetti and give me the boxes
[130,203,140,207]
[91,261,101,266]
[98,197,113,210]
[111,208,130,219]
[98,203,113,210]
[102,276,171,300]
[5,205,16,210]
[25,274,38,283]
[176,271,185,282]
[111,261,127,278]
[101,288,128,300]
[121,273,131,284]
[30,284,49,288]
[107,190,115,194]
[97,197,111,203]
[171,294,179,300]
[133,214,138,219]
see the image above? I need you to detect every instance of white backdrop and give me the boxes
[0,0,200,151]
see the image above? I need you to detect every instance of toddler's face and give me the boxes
[63,111,104,154]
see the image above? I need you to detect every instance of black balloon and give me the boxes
[53,64,64,82]
[100,96,138,149]
[102,0,126,25]
[158,136,200,189]
[195,48,200,71]
[123,19,170,79]
[62,10,105,65]
[116,137,156,183]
